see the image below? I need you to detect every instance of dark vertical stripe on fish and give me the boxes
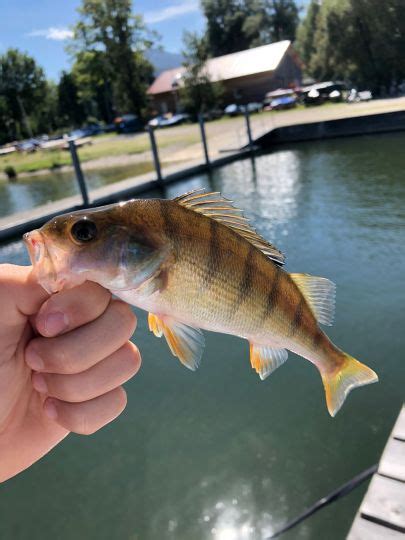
[312,330,324,349]
[262,268,281,320]
[203,219,221,288]
[160,200,178,256]
[289,298,304,337]
[235,244,256,308]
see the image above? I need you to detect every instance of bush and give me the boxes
[4,165,17,181]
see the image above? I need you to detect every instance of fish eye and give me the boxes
[71,219,98,244]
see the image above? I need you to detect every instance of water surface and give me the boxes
[0,133,404,540]
[0,163,154,217]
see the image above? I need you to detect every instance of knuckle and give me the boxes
[50,376,82,402]
[110,301,137,334]
[46,341,77,374]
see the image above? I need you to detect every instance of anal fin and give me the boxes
[148,313,205,371]
[250,343,288,380]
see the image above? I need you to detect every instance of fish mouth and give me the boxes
[23,230,60,294]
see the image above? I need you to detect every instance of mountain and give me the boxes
[146,49,184,76]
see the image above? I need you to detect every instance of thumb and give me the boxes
[0,264,49,323]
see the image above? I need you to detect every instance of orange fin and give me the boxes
[174,190,285,267]
[250,343,288,380]
[320,352,378,417]
[148,313,205,370]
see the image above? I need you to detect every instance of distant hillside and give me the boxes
[146,49,184,76]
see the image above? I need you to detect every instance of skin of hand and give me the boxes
[0,264,141,483]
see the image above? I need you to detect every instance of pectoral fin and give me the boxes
[250,343,288,380]
[148,313,205,371]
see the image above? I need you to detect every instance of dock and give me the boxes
[0,148,253,244]
[347,405,405,539]
[2,103,405,245]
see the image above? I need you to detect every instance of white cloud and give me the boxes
[144,0,199,24]
[28,27,73,41]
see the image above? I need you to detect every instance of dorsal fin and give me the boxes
[174,190,285,266]
[289,273,336,326]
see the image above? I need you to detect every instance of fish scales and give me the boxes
[147,200,318,347]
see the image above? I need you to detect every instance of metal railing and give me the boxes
[67,108,267,208]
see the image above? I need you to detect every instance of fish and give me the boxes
[23,190,378,416]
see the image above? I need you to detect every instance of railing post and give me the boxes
[198,113,210,166]
[244,107,254,151]
[68,139,89,206]
[147,126,163,185]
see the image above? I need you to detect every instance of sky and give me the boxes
[0,0,205,80]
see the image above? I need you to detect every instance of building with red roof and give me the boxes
[147,40,302,113]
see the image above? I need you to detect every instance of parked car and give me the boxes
[16,139,41,153]
[68,129,87,141]
[202,109,224,121]
[302,81,347,106]
[347,89,373,103]
[148,113,189,128]
[244,102,262,113]
[82,123,103,136]
[115,114,143,133]
[224,103,242,116]
[263,89,297,111]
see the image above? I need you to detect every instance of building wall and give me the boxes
[215,51,301,104]
[149,50,302,113]
[148,92,177,115]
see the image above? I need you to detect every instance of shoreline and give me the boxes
[2,96,405,182]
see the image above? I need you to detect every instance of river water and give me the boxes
[0,133,404,540]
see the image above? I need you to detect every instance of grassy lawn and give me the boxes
[0,131,200,175]
[2,97,403,176]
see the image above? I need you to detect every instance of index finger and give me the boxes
[35,281,111,337]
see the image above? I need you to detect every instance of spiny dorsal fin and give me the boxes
[289,273,336,326]
[174,190,285,267]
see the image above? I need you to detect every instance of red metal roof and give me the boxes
[148,40,291,96]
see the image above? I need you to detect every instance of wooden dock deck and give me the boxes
[347,405,405,539]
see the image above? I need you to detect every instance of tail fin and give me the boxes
[321,353,378,417]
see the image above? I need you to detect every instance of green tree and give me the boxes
[295,0,320,70]
[201,0,299,57]
[72,50,115,123]
[180,32,223,118]
[0,96,12,144]
[70,0,155,118]
[264,0,299,42]
[299,0,405,93]
[34,81,60,135]
[0,49,48,139]
[57,71,86,127]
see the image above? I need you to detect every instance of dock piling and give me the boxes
[147,126,163,186]
[68,139,90,207]
[198,114,210,166]
[244,108,254,151]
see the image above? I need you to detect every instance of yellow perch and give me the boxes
[23,190,378,416]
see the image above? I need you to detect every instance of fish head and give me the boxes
[24,203,167,294]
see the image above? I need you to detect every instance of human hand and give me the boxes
[0,264,141,482]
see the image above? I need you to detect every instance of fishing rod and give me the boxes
[265,463,378,539]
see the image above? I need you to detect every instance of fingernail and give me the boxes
[44,399,58,420]
[32,373,48,394]
[44,312,69,337]
[25,347,44,371]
